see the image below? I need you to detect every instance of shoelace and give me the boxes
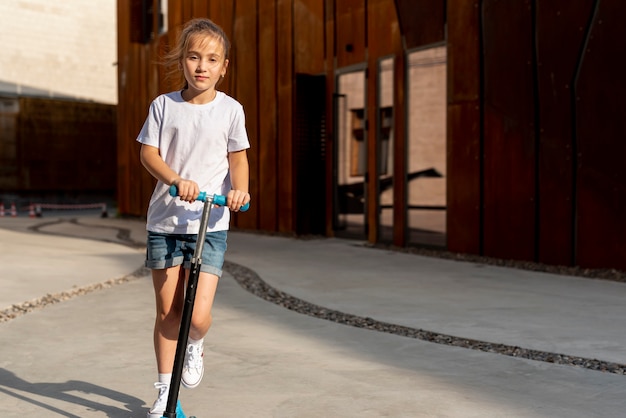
[154,381,169,392]
[150,382,169,411]
[186,344,203,369]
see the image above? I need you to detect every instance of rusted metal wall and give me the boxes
[117,0,162,216]
[482,0,537,262]
[0,97,19,190]
[446,0,482,255]
[276,0,295,233]
[535,1,594,266]
[447,0,626,270]
[395,0,445,49]
[0,97,115,193]
[117,0,626,270]
[574,0,626,269]
[335,0,367,67]
[117,0,326,233]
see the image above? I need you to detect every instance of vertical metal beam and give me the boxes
[446,0,482,255]
[324,0,337,236]
[392,47,407,247]
[366,61,380,243]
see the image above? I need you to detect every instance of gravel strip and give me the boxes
[224,260,626,375]
[0,266,149,323]
[6,220,626,375]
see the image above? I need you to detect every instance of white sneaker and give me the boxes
[181,342,204,388]
[147,382,169,418]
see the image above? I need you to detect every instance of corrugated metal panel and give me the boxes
[394,0,445,49]
[335,0,366,68]
[113,0,626,270]
[535,0,595,266]
[295,0,325,74]
[0,98,19,190]
[258,0,279,232]
[368,0,398,57]
[277,0,295,232]
[18,98,116,191]
[233,0,260,229]
[446,0,482,255]
[575,0,626,269]
[482,0,536,261]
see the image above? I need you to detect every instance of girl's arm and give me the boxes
[139,144,199,202]
[227,149,250,211]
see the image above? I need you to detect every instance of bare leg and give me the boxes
[188,271,220,340]
[152,266,185,373]
[152,267,220,373]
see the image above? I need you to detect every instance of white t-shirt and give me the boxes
[136,90,250,234]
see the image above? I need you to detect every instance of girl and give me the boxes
[136,18,250,417]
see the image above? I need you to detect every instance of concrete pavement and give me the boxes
[1,215,626,417]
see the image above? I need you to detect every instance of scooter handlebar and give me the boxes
[169,185,250,212]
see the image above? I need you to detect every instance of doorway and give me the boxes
[333,67,367,239]
[406,45,447,248]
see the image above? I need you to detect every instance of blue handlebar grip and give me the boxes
[169,185,250,211]
[213,195,250,212]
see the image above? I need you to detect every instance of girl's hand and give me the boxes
[172,178,200,203]
[227,189,250,212]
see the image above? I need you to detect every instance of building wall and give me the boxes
[0,0,118,104]
[447,0,626,270]
[0,96,116,194]
[117,0,626,271]
[116,0,333,232]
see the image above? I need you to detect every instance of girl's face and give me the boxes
[181,33,229,101]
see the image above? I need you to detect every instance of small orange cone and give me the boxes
[29,205,36,218]
[10,203,17,217]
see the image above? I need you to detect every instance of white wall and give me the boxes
[0,0,117,104]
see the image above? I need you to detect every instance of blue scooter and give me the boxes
[162,185,249,418]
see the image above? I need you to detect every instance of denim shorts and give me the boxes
[145,230,227,277]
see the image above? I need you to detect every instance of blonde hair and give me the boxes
[163,18,231,89]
